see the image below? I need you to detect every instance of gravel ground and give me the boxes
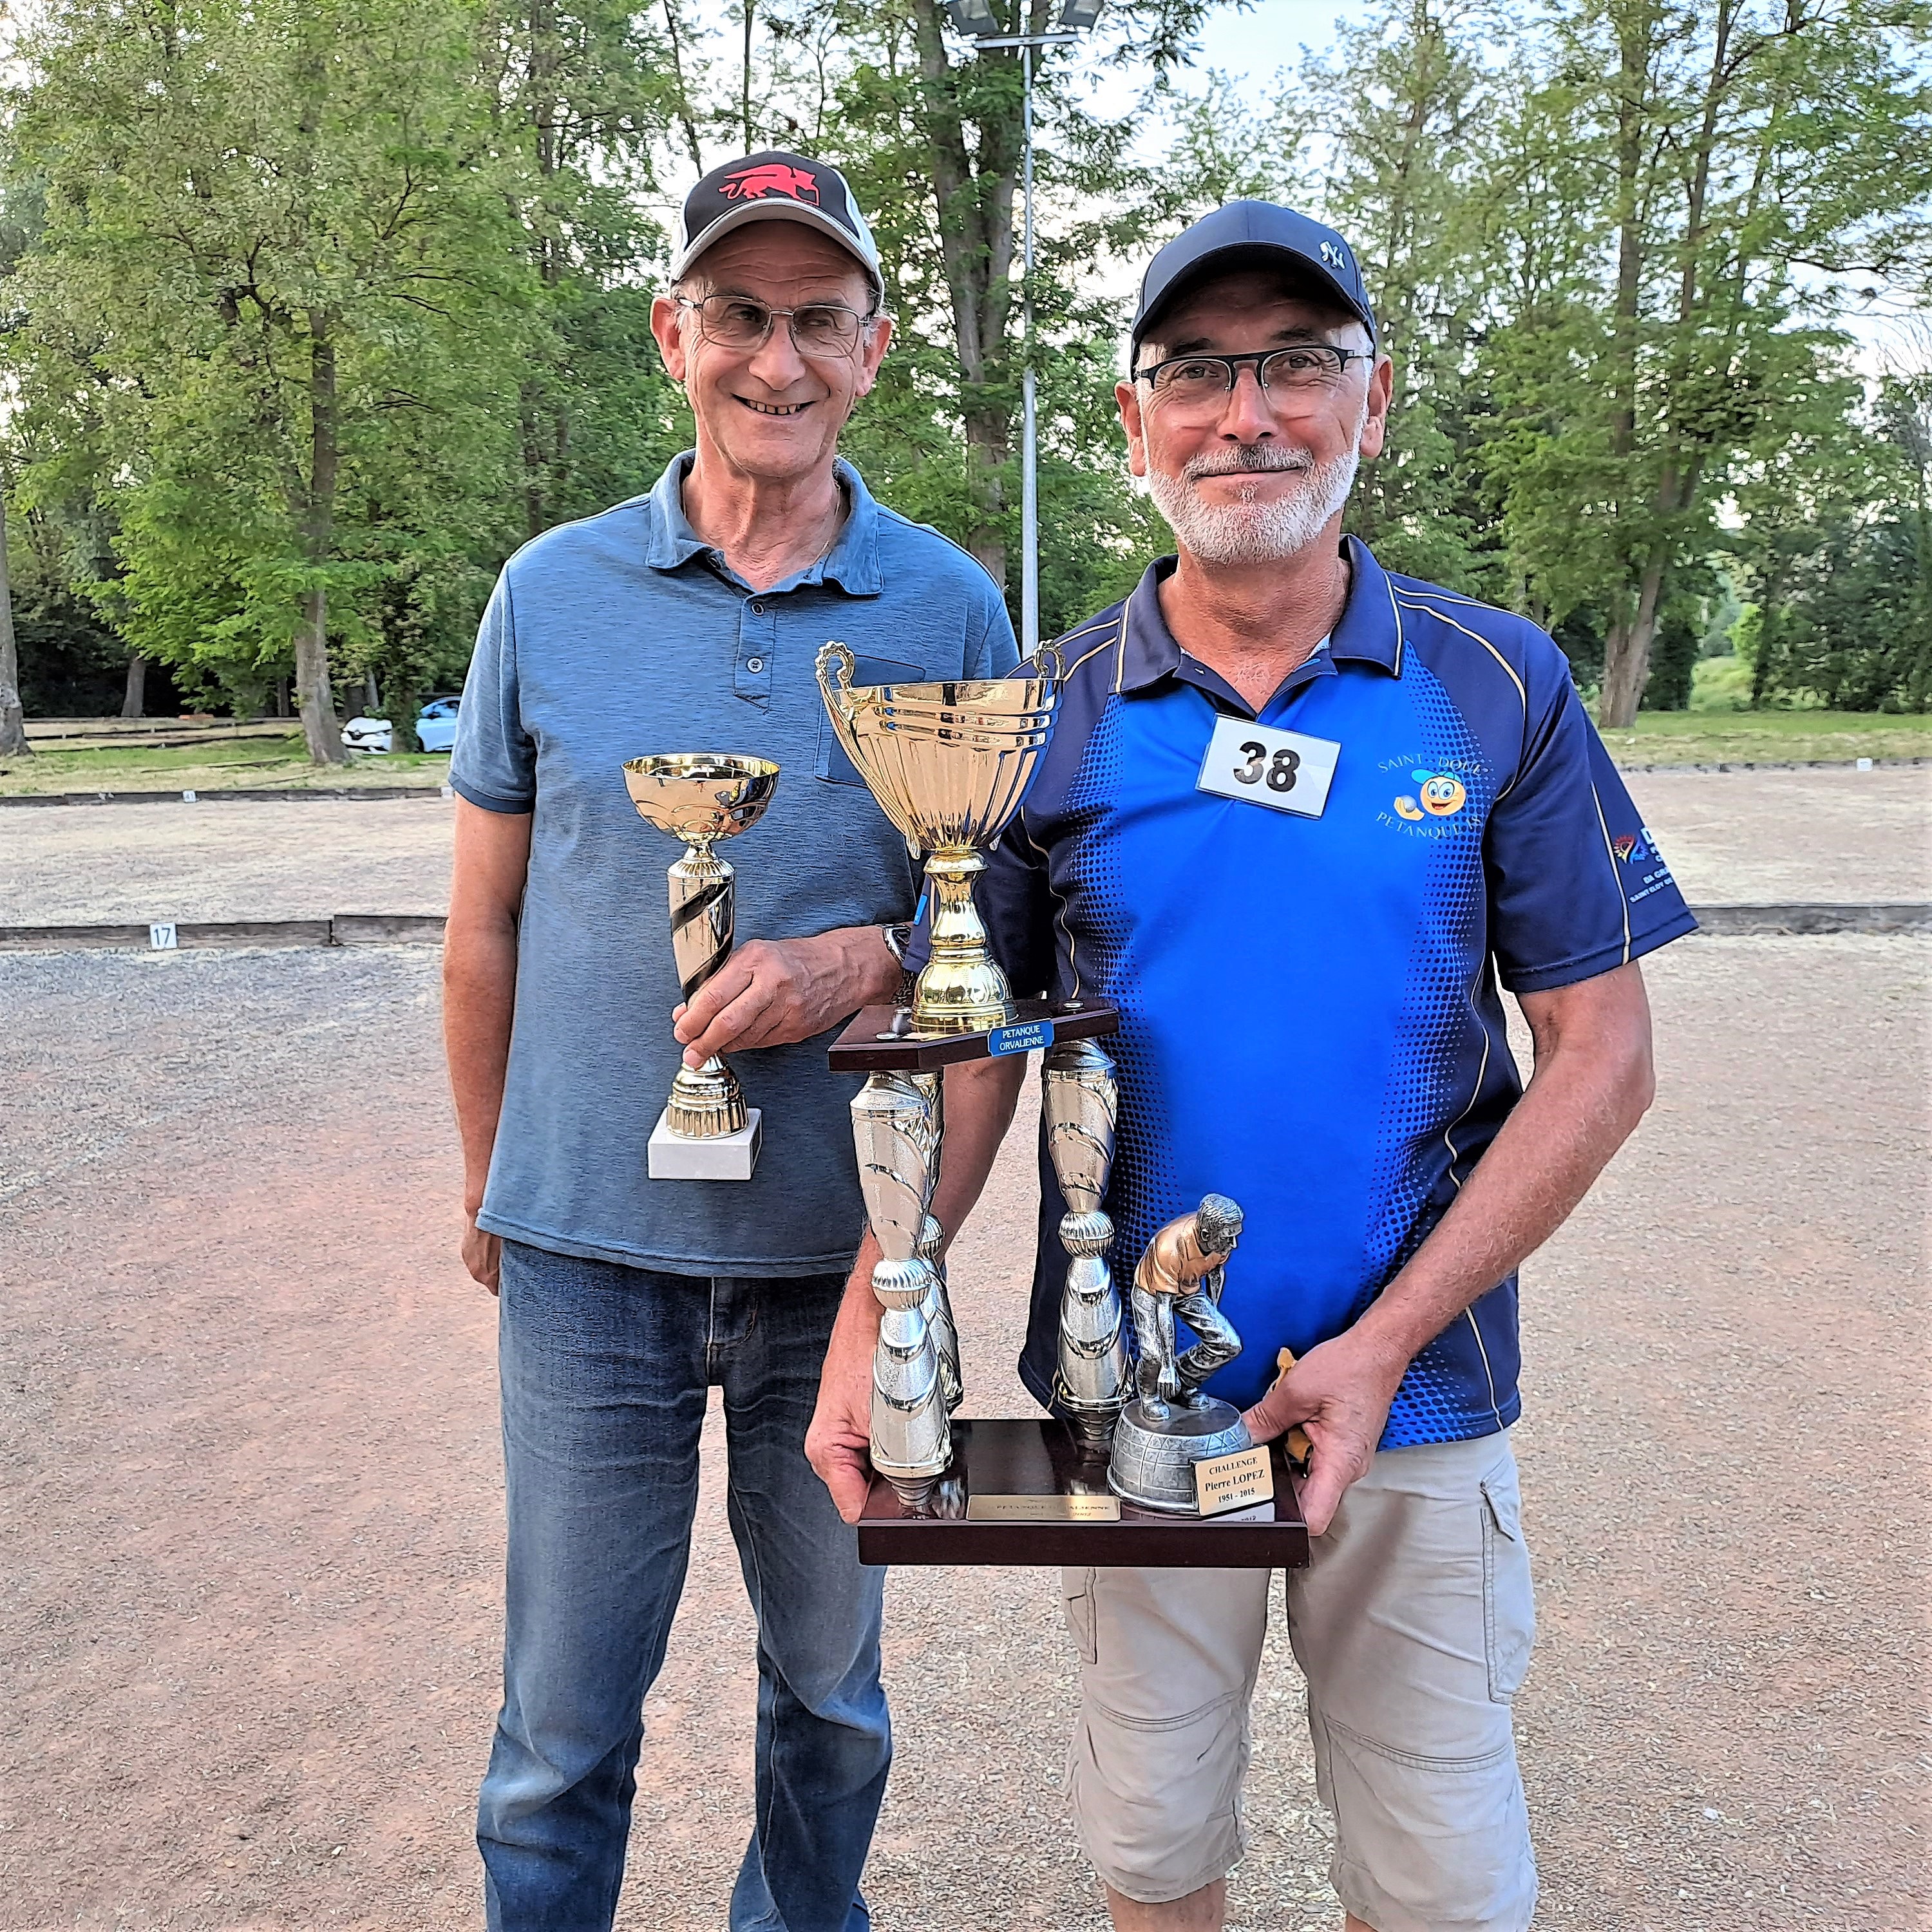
[0,934,1923,1931]
[1,767,1926,929]
[0,797,457,926]
[1622,767,1930,904]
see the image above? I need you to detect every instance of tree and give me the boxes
[1294,0,1504,594]
[8,0,538,760]
[1481,0,1932,725]
[1745,370,1932,709]
[483,0,684,540]
[0,489,27,756]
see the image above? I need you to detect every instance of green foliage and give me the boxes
[1689,652,1753,712]
[1,0,1926,737]
[5,0,544,732]
[1640,603,1698,711]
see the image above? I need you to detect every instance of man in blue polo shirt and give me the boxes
[445,151,1016,1932]
[808,203,1694,1932]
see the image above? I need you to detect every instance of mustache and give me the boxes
[1180,446,1316,481]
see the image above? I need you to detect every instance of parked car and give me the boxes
[414,695,460,754]
[340,696,459,755]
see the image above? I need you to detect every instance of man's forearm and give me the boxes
[443,911,519,1213]
[1352,984,1655,1376]
[929,1053,1029,1250]
[829,1051,1027,1318]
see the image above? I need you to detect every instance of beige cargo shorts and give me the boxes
[1061,1432,1536,1932]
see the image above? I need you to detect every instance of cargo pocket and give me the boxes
[815,654,924,784]
[1480,1464,1535,1703]
[1063,1566,1099,1664]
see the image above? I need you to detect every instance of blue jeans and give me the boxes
[478,1242,889,1932]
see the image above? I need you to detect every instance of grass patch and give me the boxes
[0,732,453,796]
[1598,710,1932,768]
[3,710,1926,797]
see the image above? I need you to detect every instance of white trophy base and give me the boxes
[648,1107,762,1180]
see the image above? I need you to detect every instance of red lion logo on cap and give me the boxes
[720,163,819,204]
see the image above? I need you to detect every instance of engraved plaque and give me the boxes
[966,1493,1122,1522]
[1193,1444,1274,1517]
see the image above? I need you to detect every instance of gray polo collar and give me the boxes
[641,451,884,597]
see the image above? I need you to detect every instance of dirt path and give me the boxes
[0,934,1922,1931]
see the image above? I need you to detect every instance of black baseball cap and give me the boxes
[672,150,885,303]
[1131,202,1378,363]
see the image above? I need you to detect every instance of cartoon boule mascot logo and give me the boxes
[719,162,820,204]
[1393,768,1467,821]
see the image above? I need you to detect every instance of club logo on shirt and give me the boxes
[1611,831,1651,864]
[1392,767,1467,821]
[1377,753,1483,838]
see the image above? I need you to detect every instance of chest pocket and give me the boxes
[815,654,926,785]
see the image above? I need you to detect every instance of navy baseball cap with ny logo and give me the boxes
[1131,201,1378,361]
[672,149,885,303]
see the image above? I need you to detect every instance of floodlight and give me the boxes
[945,0,1001,35]
[1057,0,1103,26]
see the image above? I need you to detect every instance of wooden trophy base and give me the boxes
[857,1417,1309,1569]
[828,996,1119,1074]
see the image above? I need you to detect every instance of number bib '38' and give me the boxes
[1195,714,1341,817]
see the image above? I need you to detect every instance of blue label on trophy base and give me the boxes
[989,1018,1054,1056]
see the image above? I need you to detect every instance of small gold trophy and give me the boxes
[621,753,779,1181]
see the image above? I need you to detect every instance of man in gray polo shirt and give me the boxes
[444,150,1016,1932]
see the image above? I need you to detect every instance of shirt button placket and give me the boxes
[737,598,777,705]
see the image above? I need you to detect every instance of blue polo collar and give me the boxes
[1116,535,1405,695]
[641,451,885,596]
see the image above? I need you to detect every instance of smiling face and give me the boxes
[1119,267,1392,566]
[650,224,891,486]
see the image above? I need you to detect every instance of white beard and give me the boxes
[1146,439,1361,565]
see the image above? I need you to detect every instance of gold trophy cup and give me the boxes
[815,641,1059,1036]
[621,753,779,1180]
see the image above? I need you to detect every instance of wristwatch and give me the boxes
[881,922,917,1008]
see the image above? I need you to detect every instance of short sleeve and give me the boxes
[901,806,1055,997]
[1486,677,1697,994]
[450,572,536,813]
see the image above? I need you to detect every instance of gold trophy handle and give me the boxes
[815,640,859,732]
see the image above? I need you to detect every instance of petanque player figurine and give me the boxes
[1105,1195,1258,1515]
[443,149,1016,1932]
[1126,1194,1244,1419]
[808,198,1698,1932]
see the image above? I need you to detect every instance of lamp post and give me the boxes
[944,0,1102,656]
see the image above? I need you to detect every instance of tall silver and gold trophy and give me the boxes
[621,754,779,1180]
[815,645,1303,1562]
[817,642,1115,1507]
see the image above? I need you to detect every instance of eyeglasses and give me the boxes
[675,292,877,359]
[1132,345,1375,408]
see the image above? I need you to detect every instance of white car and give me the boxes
[342,715,393,753]
[413,695,460,753]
